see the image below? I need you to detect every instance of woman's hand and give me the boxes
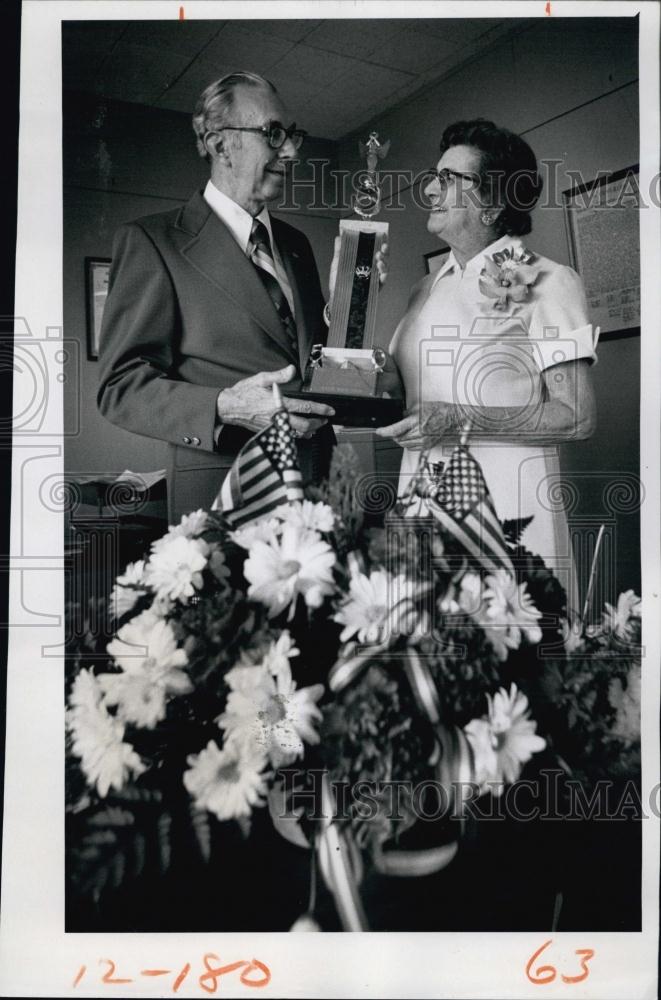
[376,402,457,450]
[328,238,389,305]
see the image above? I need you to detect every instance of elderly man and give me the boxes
[98,71,339,522]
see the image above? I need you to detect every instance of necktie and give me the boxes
[249,218,298,361]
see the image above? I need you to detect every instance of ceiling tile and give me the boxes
[334,59,413,103]
[240,19,322,42]
[373,27,459,74]
[62,16,516,142]
[123,20,224,56]
[271,44,359,87]
[92,43,193,106]
[202,23,295,70]
[62,20,128,57]
[412,18,501,45]
[302,19,402,59]
[154,57,241,112]
[260,74,325,115]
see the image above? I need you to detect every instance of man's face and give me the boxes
[213,84,299,215]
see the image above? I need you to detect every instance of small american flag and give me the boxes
[213,408,304,527]
[426,445,514,575]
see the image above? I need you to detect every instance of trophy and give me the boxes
[286,133,404,428]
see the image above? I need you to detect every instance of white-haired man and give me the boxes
[98,71,339,522]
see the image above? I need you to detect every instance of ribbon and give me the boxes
[435,719,475,830]
[316,774,368,931]
[403,648,441,725]
[329,582,434,694]
[371,651,475,878]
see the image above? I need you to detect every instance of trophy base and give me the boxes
[283,388,404,429]
[283,347,404,429]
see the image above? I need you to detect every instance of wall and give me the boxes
[336,16,640,598]
[63,91,339,476]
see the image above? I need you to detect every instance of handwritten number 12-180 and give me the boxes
[73,956,271,992]
[526,940,595,985]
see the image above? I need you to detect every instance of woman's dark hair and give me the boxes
[439,119,543,236]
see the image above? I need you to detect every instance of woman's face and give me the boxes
[424,144,486,247]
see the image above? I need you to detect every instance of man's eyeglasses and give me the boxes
[213,121,307,151]
[425,167,478,188]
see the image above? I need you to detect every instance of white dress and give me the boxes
[389,234,599,607]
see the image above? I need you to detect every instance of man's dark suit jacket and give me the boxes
[98,189,333,522]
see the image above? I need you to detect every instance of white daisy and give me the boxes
[230,518,281,550]
[483,570,542,654]
[243,524,335,618]
[103,610,191,728]
[603,589,641,640]
[219,661,324,768]
[262,631,300,682]
[333,569,416,644]
[609,663,641,743]
[145,534,209,604]
[334,568,390,643]
[109,559,148,619]
[561,617,585,653]
[151,509,209,554]
[67,669,146,797]
[465,683,546,796]
[207,545,231,583]
[273,500,335,533]
[457,572,484,615]
[183,739,269,821]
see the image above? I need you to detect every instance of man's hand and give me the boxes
[376,402,458,450]
[328,238,389,305]
[217,365,335,437]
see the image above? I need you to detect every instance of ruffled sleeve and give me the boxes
[528,263,599,371]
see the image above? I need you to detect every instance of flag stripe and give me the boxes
[229,483,286,520]
[228,492,288,527]
[429,504,502,574]
[212,400,304,526]
[465,508,509,555]
[423,445,514,576]
[242,469,280,501]
[238,451,271,477]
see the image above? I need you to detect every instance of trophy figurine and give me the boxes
[285,133,404,428]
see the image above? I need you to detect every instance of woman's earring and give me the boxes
[481,212,493,226]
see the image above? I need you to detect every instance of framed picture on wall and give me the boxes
[562,165,640,341]
[85,257,111,360]
[423,245,451,275]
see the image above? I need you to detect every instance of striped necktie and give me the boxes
[249,218,298,360]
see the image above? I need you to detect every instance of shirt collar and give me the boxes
[431,234,523,287]
[203,180,272,254]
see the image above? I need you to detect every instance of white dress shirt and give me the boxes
[203,179,295,316]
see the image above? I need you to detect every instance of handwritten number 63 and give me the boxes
[526,940,595,985]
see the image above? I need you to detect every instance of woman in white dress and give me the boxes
[377,120,599,610]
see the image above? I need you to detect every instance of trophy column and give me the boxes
[285,131,404,428]
[328,219,389,352]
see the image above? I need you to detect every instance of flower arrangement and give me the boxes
[65,446,641,929]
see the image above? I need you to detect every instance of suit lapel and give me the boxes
[176,192,298,362]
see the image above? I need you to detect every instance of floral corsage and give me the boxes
[479,245,538,311]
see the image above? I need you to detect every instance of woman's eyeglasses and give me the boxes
[212,121,307,151]
[426,167,478,188]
